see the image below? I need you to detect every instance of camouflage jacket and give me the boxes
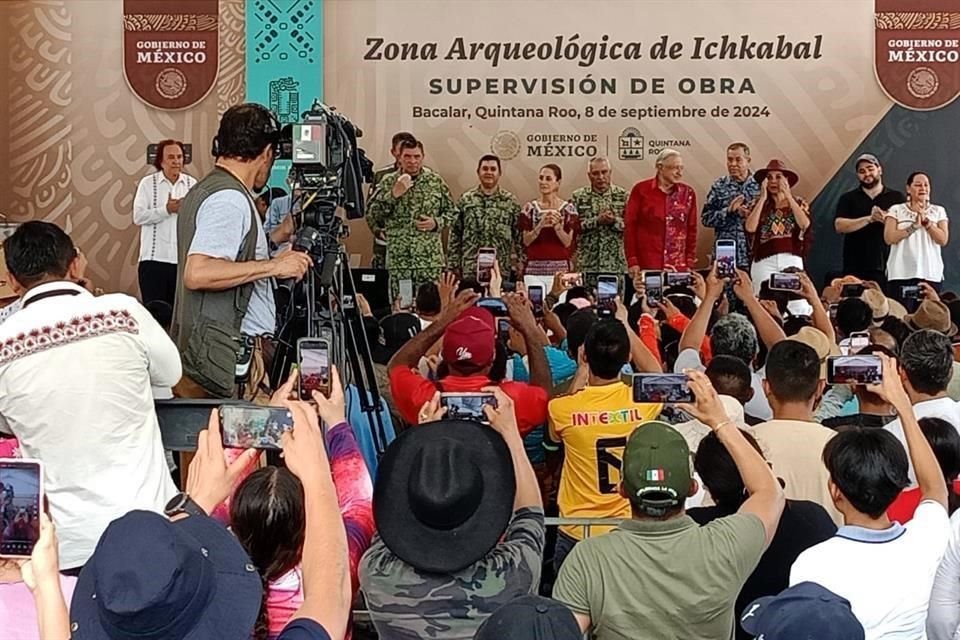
[449,186,521,277]
[359,507,545,640]
[571,184,628,275]
[365,169,456,273]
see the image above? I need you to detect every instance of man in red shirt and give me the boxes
[624,149,698,275]
[388,289,550,435]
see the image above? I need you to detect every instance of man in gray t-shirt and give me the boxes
[177,104,311,398]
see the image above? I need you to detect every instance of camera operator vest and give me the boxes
[171,167,259,398]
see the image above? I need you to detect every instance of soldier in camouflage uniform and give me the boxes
[365,139,455,297]
[359,412,545,640]
[449,154,521,280]
[571,157,628,288]
[368,131,416,269]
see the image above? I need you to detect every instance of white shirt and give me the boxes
[884,397,960,484]
[188,189,276,336]
[886,203,948,282]
[0,282,181,568]
[791,501,951,640]
[928,509,960,640]
[133,170,197,264]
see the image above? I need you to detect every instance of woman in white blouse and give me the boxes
[884,171,949,304]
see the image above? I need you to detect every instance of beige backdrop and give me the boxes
[327,0,892,266]
[0,0,245,295]
[1,1,895,295]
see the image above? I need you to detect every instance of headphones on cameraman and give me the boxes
[210,104,282,159]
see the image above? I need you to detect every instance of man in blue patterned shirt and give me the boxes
[702,142,760,269]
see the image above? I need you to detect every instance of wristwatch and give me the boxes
[164,492,207,518]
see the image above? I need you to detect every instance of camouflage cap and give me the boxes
[622,422,692,516]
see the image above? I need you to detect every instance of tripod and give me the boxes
[270,239,389,457]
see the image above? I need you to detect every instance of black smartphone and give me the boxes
[829,303,839,321]
[476,297,508,317]
[528,285,545,316]
[901,285,920,313]
[0,459,43,558]
[477,248,496,285]
[220,406,294,450]
[644,271,663,305]
[665,271,694,288]
[715,239,737,279]
[769,272,802,292]
[297,338,331,398]
[841,283,865,298]
[632,373,694,404]
[596,274,619,317]
[497,317,511,343]
[439,392,498,422]
[827,355,883,385]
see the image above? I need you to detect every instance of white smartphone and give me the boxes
[477,248,496,285]
[398,279,414,310]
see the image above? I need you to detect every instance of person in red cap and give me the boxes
[744,159,812,294]
[387,288,551,435]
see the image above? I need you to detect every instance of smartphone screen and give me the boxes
[298,339,331,398]
[497,317,511,343]
[827,355,883,385]
[665,272,694,288]
[477,248,496,285]
[644,272,663,305]
[398,279,414,309]
[597,275,619,316]
[769,272,802,292]
[901,285,920,313]
[0,459,42,558]
[528,285,545,316]
[632,374,694,404]
[439,393,498,421]
[220,406,294,450]
[841,283,865,298]
[715,240,737,279]
[829,303,839,321]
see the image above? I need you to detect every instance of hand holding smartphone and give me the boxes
[439,392,498,422]
[769,272,802,292]
[715,239,737,279]
[527,284,545,316]
[0,459,43,558]
[477,248,496,285]
[643,271,663,305]
[596,274,619,317]
[827,355,883,385]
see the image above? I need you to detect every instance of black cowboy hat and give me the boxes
[373,419,516,573]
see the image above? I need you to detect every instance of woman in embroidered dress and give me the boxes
[744,159,812,293]
[519,164,580,288]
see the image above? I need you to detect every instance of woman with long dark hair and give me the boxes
[231,368,374,640]
[519,164,580,286]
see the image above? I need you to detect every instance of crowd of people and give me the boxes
[0,101,957,640]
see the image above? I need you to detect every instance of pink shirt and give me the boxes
[0,576,77,640]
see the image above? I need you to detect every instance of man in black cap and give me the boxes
[834,153,905,286]
[552,371,785,640]
[359,388,544,639]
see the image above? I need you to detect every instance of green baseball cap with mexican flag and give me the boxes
[623,421,692,516]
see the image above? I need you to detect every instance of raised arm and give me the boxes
[679,268,724,354]
[505,292,552,393]
[873,355,948,508]
[732,270,787,348]
[388,289,480,371]
[616,298,661,373]
[484,387,542,511]
[681,371,785,545]
[744,181,767,234]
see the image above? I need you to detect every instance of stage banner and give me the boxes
[874,0,960,110]
[324,0,938,263]
[123,0,220,110]
[245,0,324,185]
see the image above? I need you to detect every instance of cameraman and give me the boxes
[172,104,312,400]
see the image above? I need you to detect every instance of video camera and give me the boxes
[276,100,373,258]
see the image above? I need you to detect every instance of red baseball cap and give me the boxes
[443,307,496,369]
